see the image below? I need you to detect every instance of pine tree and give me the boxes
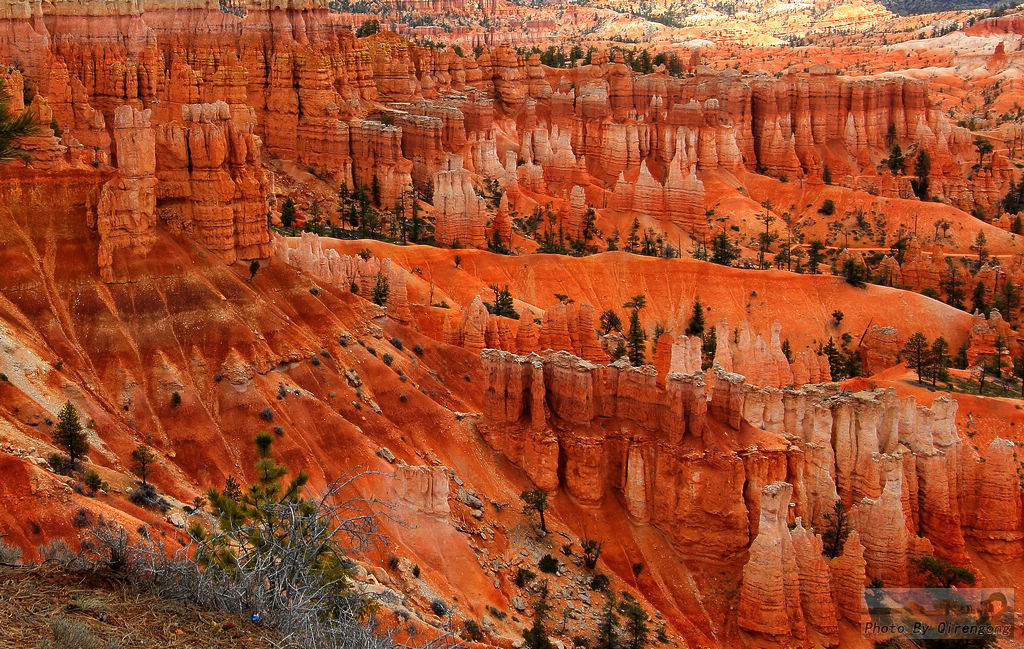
[409,198,423,242]
[912,149,931,200]
[972,280,988,315]
[248,259,260,280]
[395,198,406,244]
[131,445,157,486]
[929,337,951,387]
[625,218,641,253]
[808,240,826,275]
[902,332,930,383]
[596,593,620,649]
[972,231,989,269]
[993,334,1008,392]
[841,257,866,287]
[523,596,553,649]
[195,433,314,571]
[624,295,647,366]
[370,174,381,207]
[337,182,350,229]
[943,259,966,310]
[686,298,705,336]
[53,401,89,467]
[280,198,297,228]
[821,500,850,558]
[995,280,1019,316]
[489,284,519,319]
[599,309,622,334]
[617,594,649,649]
[521,488,549,534]
[823,338,843,380]
[1013,353,1024,396]
[710,232,740,266]
[916,555,976,588]
[372,272,390,306]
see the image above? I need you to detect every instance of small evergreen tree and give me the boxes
[929,337,951,387]
[808,240,826,274]
[523,612,552,649]
[280,198,297,228]
[599,309,622,334]
[521,488,549,534]
[409,198,423,242]
[355,18,380,37]
[625,218,641,253]
[912,556,975,616]
[943,259,966,310]
[131,444,157,486]
[955,342,969,369]
[370,174,381,207]
[841,257,866,287]
[372,272,390,306]
[1014,353,1024,396]
[595,594,620,649]
[823,338,843,380]
[902,332,931,383]
[53,401,89,467]
[83,469,105,495]
[617,594,649,649]
[248,259,260,281]
[821,500,850,559]
[912,149,931,200]
[686,298,705,336]
[581,537,603,570]
[193,433,325,577]
[972,280,988,315]
[710,232,740,266]
[488,284,519,319]
[971,231,989,269]
[337,182,350,229]
[624,295,647,367]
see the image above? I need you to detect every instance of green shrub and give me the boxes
[463,620,484,642]
[538,554,559,573]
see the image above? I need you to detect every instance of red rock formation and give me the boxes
[90,105,157,282]
[394,464,450,517]
[736,482,807,640]
[154,102,272,264]
[432,154,486,248]
[458,295,489,353]
[274,233,413,323]
[859,325,900,376]
[491,194,512,251]
[852,471,931,587]
[515,311,540,354]
[790,521,839,641]
[960,438,1024,557]
[830,530,869,624]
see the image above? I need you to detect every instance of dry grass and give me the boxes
[0,566,277,649]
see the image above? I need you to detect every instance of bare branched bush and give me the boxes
[37,538,83,569]
[82,442,454,649]
[0,535,22,565]
[79,516,130,572]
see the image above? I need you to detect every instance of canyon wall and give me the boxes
[479,346,1022,643]
[0,5,1005,272]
